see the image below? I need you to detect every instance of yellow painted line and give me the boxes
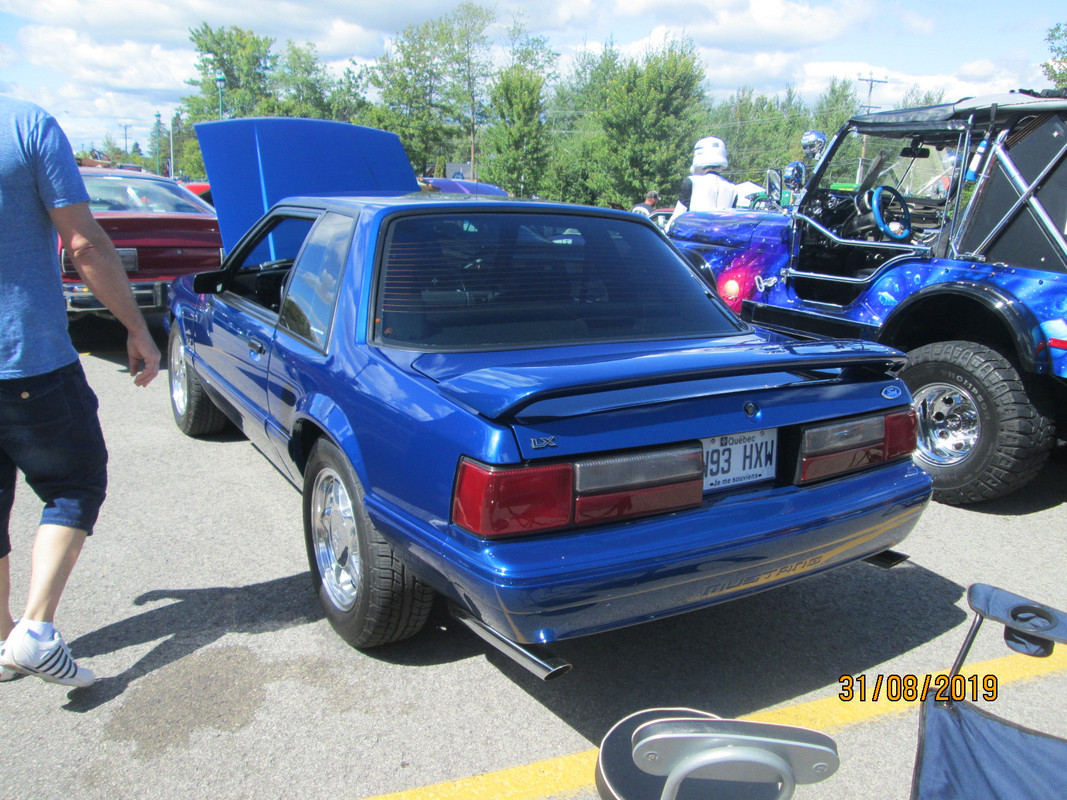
[365,648,1067,800]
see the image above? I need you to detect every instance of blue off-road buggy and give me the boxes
[596,583,1067,799]
[670,90,1067,506]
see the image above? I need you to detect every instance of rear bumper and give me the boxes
[64,280,169,313]
[376,461,932,644]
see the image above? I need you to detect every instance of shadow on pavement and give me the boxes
[443,560,965,744]
[62,573,322,713]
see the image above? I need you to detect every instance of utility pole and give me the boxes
[857,72,888,113]
[856,73,888,182]
[118,123,132,154]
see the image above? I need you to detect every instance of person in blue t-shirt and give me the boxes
[0,96,160,688]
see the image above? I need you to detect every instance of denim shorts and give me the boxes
[0,360,108,558]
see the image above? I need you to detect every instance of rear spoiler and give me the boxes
[436,340,907,421]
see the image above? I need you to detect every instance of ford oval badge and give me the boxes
[881,385,903,400]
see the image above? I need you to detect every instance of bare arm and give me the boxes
[48,202,161,386]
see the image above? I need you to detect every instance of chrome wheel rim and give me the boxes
[169,335,188,417]
[311,468,360,611]
[912,382,980,467]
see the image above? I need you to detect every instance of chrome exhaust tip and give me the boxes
[450,605,572,681]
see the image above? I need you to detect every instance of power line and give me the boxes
[857,72,888,114]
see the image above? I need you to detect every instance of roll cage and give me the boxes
[797,90,1067,274]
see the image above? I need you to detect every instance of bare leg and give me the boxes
[2,525,94,687]
[0,554,12,640]
[22,524,87,623]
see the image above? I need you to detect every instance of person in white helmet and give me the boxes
[668,137,737,226]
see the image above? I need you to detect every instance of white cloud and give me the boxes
[19,25,197,92]
[0,0,1058,151]
[718,1,870,50]
[314,18,385,62]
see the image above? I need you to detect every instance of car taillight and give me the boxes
[453,444,704,538]
[798,408,917,484]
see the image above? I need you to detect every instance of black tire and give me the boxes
[168,324,228,436]
[303,439,433,648]
[902,341,1053,505]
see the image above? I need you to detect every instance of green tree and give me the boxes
[263,41,334,118]
[481,65,549,196]
[504,15,558,77]
[182,23,277,122]
[329,65,371,123]
[709,85,811,185]
[544,45,624,204]
[479,18,558,196]
[147,114,169,174]
[443,2,495,175]
[596,40,709,207]
[367,17,458,175]
[811,77,859,133]
[169,113,199,179]
[1042,23,1067,88]
[99,132,124,161]
[896,85,946,109]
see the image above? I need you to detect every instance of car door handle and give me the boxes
[248,338,266,355]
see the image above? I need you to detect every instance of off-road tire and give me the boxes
[303,439,433,648]
[902,341,1053,505]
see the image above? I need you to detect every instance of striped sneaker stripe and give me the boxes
[35,645,76,679]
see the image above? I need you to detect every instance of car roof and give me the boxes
[78,166,173,181]
[271,192,627,221]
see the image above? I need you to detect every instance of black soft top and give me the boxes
[848,89,1067,134]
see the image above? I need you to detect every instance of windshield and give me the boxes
[83,174,215,214]
[376,211,742,350]
[819,131,964,203]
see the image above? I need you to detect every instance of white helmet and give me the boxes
[691,136,728,171]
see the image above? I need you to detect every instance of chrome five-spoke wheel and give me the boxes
[310,467,360,612]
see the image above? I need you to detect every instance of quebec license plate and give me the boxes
[700,428,777,491]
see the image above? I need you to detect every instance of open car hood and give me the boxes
[414,339,907,421]
[195,118,419,252]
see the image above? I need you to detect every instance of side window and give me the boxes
[226,215,317,311]
[279,211,355,348]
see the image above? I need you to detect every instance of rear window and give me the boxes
[83,175,214,214]
[376,212,741,349]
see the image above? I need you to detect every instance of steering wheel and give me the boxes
[868,185,911,240]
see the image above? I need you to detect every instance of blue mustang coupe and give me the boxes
[166,119,931,678]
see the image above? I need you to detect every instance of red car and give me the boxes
[63,168,222,316]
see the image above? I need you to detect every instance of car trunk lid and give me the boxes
[412,339,909,460]
[77,214,223,280]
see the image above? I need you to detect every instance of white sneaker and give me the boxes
[0,640,21,682]
[0,627,95,688]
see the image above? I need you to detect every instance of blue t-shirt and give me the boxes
[0,96,88,378]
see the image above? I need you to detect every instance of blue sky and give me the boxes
[0,0,1061,152]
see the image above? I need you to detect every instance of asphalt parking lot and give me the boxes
[1,315,1065,800]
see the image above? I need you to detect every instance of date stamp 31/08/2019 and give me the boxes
[838,673,999,703]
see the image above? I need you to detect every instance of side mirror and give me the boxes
[192,270,227,294]
[765,169,784,206]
